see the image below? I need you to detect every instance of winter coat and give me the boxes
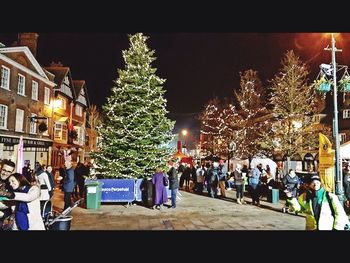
[234,169,244,185]
[152,172,168,205]
[167,167,179,190]
[249,167,261,185]
[12,185,45,230]
[288,188,349,230]
[37,171,52,201]
[63,167,75,193]
[283,174,299,191]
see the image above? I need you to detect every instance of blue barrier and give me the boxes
[85,178,171,204]
[98,179,135,202]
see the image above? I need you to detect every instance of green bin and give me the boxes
[272,188,279,204]
[85,181,103,209]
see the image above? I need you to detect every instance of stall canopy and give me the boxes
[290,153,303,161]
[340,141,350,159]
[303,153,314,162]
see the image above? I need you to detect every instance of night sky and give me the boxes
[2,32,350,146]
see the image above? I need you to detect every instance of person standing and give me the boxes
[35,164,52,218]
[208,161,220,198]
[234,164,245,204]
[167,161,179,208]
[62,161,75,211]
[343,164,350,211]
[249,163,262,206]
[45,165,55,198]
[152,167,168,210]
[287,174,349,230]
[218,160,227,198]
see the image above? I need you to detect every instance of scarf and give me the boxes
[15,186,30,230]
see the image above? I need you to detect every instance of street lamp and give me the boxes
[321,33,344,203]
[181,129,188,154]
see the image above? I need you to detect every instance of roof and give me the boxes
[44,66,69,87]
[73,80,90,107]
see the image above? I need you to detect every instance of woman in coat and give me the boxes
[152,167,168,210]
[0,173,45,230]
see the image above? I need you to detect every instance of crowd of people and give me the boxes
[2,155,349,231]
[0,158,91,230]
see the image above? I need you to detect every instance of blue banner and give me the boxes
[98,179,135,202]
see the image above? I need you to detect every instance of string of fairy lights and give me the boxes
[92,33,174,178]
[199,54,327,159]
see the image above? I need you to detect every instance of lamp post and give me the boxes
[323,33,344,203]
[181,129,188,154]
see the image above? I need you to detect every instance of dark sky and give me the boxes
[2,32,350,145]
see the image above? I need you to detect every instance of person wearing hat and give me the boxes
[287,174,349,230]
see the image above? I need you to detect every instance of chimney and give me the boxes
[18,33,39,57]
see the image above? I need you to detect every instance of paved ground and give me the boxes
[51,187,306,230]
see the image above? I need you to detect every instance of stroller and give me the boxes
[43,198,83,230]
[281,187,299,215]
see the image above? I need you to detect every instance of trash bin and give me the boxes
[141,179,153,207]
[272,188,279,204]
[85,181,103,209]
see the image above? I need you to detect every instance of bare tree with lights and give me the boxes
[233,69,270,159]
[198,97,221,155]
[261,50,330,161]
[91,33,175,178]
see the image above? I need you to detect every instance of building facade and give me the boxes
[0,34,56,168]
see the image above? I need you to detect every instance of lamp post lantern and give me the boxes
[323,33,344,203]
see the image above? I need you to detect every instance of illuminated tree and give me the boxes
[91,33,175,178]
[198,98,221,155]
[262,50,329,157]
[233,69,270,159]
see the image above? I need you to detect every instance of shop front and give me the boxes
[0,135,53,167]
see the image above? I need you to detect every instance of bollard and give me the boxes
[272,188,279,204]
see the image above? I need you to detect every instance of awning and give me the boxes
[56,117,68,123]
[303,153,314,162]
[290,153,302,161]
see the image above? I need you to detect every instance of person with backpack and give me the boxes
[287,174,350,230]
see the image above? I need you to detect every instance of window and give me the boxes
[1,66,10,90]
[54,122,67,141]
[15,109,24,132]
[32,80,38,100]
[340,133,346,143]
[312,115,321,123]
[75,104,83,117]
[44,87,50,105]
[56,96,66,110]
[343,109,350,119]
[0,104,8,129]
[17,74,25,96]
[29,113,37,134]
[73,126,85,145]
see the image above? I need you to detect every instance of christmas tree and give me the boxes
[91,33,175,178]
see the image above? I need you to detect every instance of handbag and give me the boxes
[163,176,169,186]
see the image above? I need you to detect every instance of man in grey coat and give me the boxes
[63,161,75,211]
